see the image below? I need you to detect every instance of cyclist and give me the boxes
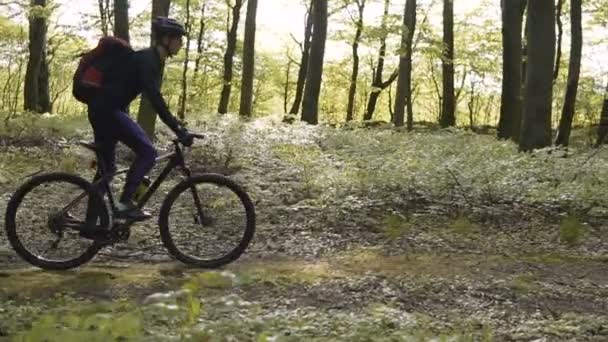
[85,16,193,227]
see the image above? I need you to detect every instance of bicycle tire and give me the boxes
[4,172,109,270]
[158,174,255,268]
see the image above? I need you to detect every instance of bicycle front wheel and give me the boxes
[4,172,110,270]
[159,174,255,268]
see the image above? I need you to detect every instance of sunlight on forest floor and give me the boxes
[0,113,607,340]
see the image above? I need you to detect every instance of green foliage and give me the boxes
[185,272,235,289]
[383,213,411,239]
[450,216,475,236]
[509,274,538,293]
[13,300,144,342]
[559,215,586,247]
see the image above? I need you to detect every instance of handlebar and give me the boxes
[172,132,205,145]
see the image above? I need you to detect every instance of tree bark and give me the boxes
[519,0,555,152]
[554,0,564,81]
[24,0,49,113]
[114,0,130,42]
[98,0,108,36]
[178,0,191,120]
[363,0,397,121]
[596,81,608,146]
[137,0,171,138]
[193,2,206,77]
[393,0,416,129]
[218,0,244,114]
[497,0,526,140]
[555,0,582,146]
[346,0,365,122]
[38,47,50,112]
[289,0,313,115]
[284,56,293,113]
[301,0,328,124]
[439,0,455,127]
[239,0,258,117]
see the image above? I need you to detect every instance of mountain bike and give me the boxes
[4,134,255,270]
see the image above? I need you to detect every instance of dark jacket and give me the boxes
[91,47,180,133]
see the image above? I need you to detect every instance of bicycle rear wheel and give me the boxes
[4,172,110,270]
[159,174,255,268]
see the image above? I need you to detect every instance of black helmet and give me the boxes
[152,16,186,37]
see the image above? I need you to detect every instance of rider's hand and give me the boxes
[176,127,193,147]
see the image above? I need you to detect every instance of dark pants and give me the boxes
[87,100,157,205]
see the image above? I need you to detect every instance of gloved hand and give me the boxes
[176,127,193,147]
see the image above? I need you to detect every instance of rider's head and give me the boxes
[152,17,186,57]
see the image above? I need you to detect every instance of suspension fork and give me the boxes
[182,166,207,225]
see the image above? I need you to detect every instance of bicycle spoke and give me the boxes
[6,174,108,269]
[160,175,255,267]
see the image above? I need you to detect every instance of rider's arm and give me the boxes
[138,56,182,133]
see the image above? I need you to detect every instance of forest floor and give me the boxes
[0,114,607,341]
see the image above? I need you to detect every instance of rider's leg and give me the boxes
[111,109,157,219]
[85,139,117,224]
[85,102,119,225]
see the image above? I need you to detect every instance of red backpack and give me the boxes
[72,36,133,104]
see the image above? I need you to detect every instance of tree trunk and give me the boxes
[554,0,564,81]
[218,0,244,114]
[346,0,365,122]
[12,55,24,116]
[393,0,416,129]
[596,82,608,146]
[24,0,49,113]
[429,59,443,121]
[193,2,206,77]
[98,0,108,36]
[364,0,397,121]
[497,0,526,140]
[137,0,171,138]
[519,0,555,152]
[239,0,258,117]
[178,0,192,120]
[555,0,582,146]
[301,0,328,124]
[439,0,455,127]
[284,56,293,113]
[114,0,130,42]
[468,81,476,130]
[289,1,313,115]
[38,47,51,112]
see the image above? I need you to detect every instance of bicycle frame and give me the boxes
[90,140,198,214]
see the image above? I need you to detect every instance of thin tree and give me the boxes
[497,0,526,140]
[217,0,244,114]
[301,0,328,124]
[193,2,206,77]
[136,0,171,138]
[289,0,314,115]
[363,0,398,121]
[114,0,130,42]
[283,51,294,113]
[393,0,416,129]
[596,81,608,146]
[24,0,51,113]
[555,0,582,146]
[345,0,365,122]
[98,0,109,36]
[554,0,564,81]
[439,0,455,127]
[178,0,192,120]
[239,0,258,117]
[519,0,555,151]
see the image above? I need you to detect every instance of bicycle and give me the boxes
[4,134,256,270]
